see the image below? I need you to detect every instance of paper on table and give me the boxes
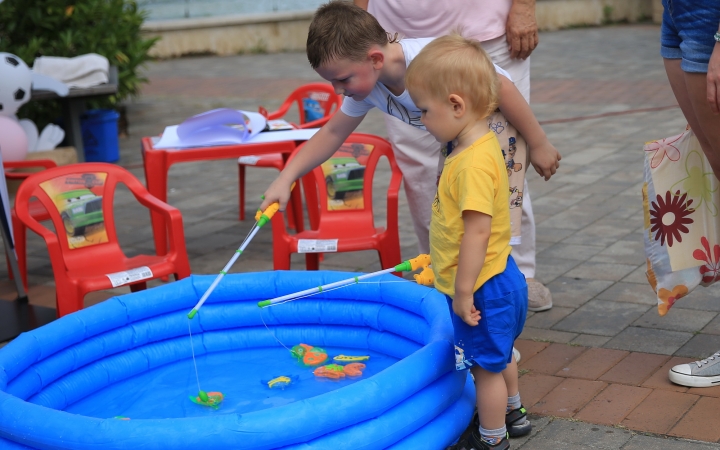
[154,108,319,149]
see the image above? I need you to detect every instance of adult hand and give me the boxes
[529,139,561,181]
[506,0,539,60]
[452,294,481,326]
[707,43,720,114]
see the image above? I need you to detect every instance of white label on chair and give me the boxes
[106,266,153,288]
[238,156,261,165]
[298,239,338,253]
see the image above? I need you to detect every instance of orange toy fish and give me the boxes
[291,343,328,367]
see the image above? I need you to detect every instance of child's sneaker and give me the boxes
[669,351,720,387]
[461,430,510,450]
[505,406,532,437]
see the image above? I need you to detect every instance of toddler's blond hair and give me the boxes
[406,33,500,118]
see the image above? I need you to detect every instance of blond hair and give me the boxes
[306,1,392,69]
[405,34,500,118]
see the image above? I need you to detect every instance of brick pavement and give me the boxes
[2,24,720,448]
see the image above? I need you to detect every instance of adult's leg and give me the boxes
[383,115,440,255]
[664,58,720,179]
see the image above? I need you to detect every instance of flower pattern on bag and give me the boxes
[670,150,718,216]
[658,285,688,316]
[649,190,695,247]
[645,133,683,168]
[693,236,720,285]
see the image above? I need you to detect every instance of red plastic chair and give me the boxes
[271,133,402,271]
[14,162,191,317]
[237,83,342,222]
[4,159,58,290]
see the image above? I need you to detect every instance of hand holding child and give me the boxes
[452,294,481,326]
[529,139,561,181]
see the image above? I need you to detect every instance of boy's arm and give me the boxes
[260,111,364,211]
[453,210,491,326]
[497,74,561,181]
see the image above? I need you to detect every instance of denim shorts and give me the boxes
[447,255,528,374]
[660,0,720,73]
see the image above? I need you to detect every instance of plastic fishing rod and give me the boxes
[257,254,431,308]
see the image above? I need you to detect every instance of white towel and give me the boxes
[32,53,109,89]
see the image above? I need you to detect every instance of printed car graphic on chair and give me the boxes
[57,189,104,237]
[323,157,365,199]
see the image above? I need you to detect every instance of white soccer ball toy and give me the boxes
[0,53,32,117]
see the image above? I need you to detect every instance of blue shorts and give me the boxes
[446,255,527,374]
[660,0,720,73]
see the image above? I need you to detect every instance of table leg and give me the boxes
[62,99,86,162]
[143,151,170,256]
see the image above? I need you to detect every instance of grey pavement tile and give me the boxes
[570,334,613,348]
[541,206,616,231]
[672,284,720,312]
[633,307,716,334]
[553,300,650,336]
[622,265,652,284]
[562,221,634,247]
[518,327,577,344]
[525,306,575,330]
[535,225,577,244]
[564,261,641,282]
[589,239,646,266]
[604,327,693,355]
[534,257,582,285]
[701,315,720,335]
[545,277,615,309]
[674,334,720,360]
[624,434,720,450]
[513,415,553,448]
[596,281,658,305]
[530,191,593,215]
[517,419,634,450]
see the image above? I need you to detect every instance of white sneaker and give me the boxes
[513,347,521,363]
[669,351,720,387]
[527,278,552,312]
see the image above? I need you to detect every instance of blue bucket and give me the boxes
[81,109,120,163]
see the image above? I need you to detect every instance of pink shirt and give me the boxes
[368,0,512,42]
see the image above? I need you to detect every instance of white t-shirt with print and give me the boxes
[340,37,511,130]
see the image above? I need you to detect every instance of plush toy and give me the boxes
[0,115,28,162]
[0,52,67,154]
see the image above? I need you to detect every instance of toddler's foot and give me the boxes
[527,278,552,312]
[506,406,532,437]
[463,429,509,450]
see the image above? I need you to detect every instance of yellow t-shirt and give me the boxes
[430,131,512,297]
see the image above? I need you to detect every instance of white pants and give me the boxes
[384,34,537,278]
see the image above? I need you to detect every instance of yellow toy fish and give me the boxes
[333,355,370,363]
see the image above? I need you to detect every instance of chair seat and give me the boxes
[291,227,388,252]
[67,255,177,290]
[238,154,285,170]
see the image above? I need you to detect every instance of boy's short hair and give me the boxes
[405,34,500,118]
[307,1,389,69]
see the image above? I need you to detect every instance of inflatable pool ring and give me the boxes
[291,343,328,366]
[333,355,370,363]
[189,390,224,409]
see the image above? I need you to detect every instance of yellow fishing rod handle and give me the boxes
[255,182,297,226]
[393,254,431,272]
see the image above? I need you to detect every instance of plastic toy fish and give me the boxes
[189,390,224,409]
[291,343,328,366]
[262,375,298,389]
[333,355,370,363]
[314,362,366,379]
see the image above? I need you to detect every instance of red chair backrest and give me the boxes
[14,163,149,271]
[266,83,343,129]
[297,133,400,238]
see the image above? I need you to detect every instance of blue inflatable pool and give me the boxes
[0,271,474,449]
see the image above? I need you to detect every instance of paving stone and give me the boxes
[527,257,581,285]
[599,352,670,386]
[519,327,578,344]
[556,348,629,380]
[633,307,716,334]
[574,384,652,426]
[520,343,587,375]
[525,306,575,329]
[701,315,720,335]
[545,277,614,309]
[687,384,720,398]
[621,264,653,284]
[535,225,577,244]
[674,334,720,360]
[604,327,693,356]
[621,390,698,435]
[561,221,634,247]
[537,243,605,262]
[515,339,550,365]
[589,239,646,266]
[596,281,658,305]
[623,434,720,450]
[529,378,607,418]
[570,334,612,348]
[672,284,720,312]
[669,396,720,442]
[518,373,565,408]
[553,300,650,336]
[517,419,634,449]
[564,261,641,282]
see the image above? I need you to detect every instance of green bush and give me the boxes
[0,0,158,128]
